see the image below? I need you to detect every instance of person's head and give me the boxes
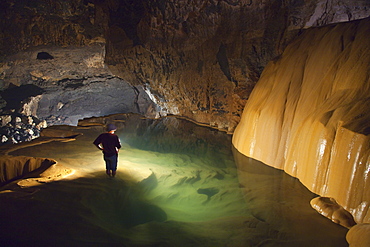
[106,124,117,133]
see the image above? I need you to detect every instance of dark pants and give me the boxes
[104,154,118,171]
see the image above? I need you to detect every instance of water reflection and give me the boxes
[233,148,348,246]
[0,114,348,246]
[117,115,233,168]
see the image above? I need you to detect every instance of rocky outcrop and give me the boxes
[233,17,370,223]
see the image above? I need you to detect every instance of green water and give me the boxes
[0,114,348,246]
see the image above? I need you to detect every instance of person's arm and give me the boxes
[115,136,121,152]
[93,135,104,151]
[96,143,103,150]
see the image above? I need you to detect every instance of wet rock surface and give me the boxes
[311,197,357,229]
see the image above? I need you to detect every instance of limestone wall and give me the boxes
[232,17,370,223]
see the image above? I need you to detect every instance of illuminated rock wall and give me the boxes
[232,17,370,224]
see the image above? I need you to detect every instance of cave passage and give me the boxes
[0,115,348,246]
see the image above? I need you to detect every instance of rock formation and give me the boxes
[310,197,357,229]
[0,0,155,140]
[1,0,369,133]
[0,155,55,184]
[101,0,370,132]
[233,17,370,224]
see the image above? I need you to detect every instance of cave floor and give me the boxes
[0,115,348,246]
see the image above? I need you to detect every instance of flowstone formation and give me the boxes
[310,197,356,229]
[233,17,370,224]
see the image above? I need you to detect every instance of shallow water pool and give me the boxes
[0,114,348,246]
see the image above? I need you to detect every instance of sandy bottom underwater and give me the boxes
[0,115,349,246]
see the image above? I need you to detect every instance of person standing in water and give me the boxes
[93,124,121,177]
